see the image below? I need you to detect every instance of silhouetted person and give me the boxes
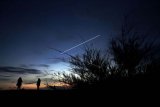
[36,78,41,90]
[53,85,56,90]
[16,77,23,90]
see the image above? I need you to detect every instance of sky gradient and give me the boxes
[0,0,160,90]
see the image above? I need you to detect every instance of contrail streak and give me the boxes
[61,35,101,54]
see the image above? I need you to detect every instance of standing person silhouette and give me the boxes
[36,78,41,90]
[16,77,23,90]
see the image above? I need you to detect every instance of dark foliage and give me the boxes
[61,47,113,88]
[110,22,156,77]
[60,17,160,89]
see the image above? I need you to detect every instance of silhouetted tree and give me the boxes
[55,16,160,89]
[60,47,113,88]
[110,17,156,77]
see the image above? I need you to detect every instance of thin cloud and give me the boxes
[38,64,50,68]
[19,64,30,68]
[24,64,50,68]
[0,78,11,81]
[0,66,42,74]
[0,74,12,77]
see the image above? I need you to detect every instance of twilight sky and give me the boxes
[0,0,160,89]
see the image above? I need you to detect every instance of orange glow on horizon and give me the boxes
[0,81,70,90]
[21,83,46,90]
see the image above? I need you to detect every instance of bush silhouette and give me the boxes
[110,19,156,77]
[59,16,160,89]
[60,46,113,88]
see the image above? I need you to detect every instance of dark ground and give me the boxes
[0,74,159,105]
[0,80,159,103]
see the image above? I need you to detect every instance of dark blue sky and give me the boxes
[0,0,160,71]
